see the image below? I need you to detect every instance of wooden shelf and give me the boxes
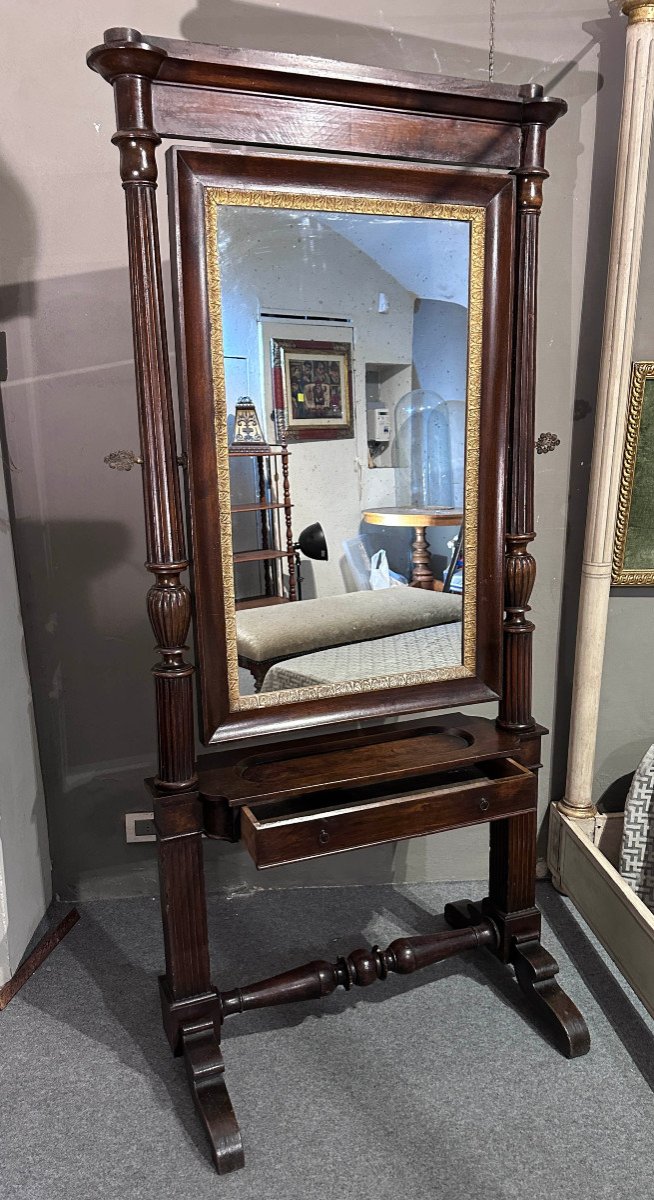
[236,595,291,611]
[232,501,288,513]
[229,442,296,602]
[233,548,290,564]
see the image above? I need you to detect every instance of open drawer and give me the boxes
[240,757,536,868]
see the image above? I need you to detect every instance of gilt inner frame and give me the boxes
[203,187,485,713]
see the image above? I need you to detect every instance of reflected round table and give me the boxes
[362,506,463,589]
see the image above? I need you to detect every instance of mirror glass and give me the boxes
[207,194,483,710]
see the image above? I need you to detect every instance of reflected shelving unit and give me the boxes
[229,444,297,609]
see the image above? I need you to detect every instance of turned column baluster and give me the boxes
[498,120,549,733]
[87,29,213,1015]
[88,27,195,793]
[281,441,297,600]
[410,525,434,588]
[221,922,497,1017]
[86,40,244,1173]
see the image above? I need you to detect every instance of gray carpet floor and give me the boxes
[1,881,654,1200]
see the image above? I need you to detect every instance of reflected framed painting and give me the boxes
[613,361,654,585]
[271,337,353,441]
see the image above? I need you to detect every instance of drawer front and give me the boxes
[241,759,536,868]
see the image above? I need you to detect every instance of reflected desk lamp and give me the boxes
[294,522,328,600]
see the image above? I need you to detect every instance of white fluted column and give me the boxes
[561,2,654,818]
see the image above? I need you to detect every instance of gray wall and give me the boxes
[0,1,640,896]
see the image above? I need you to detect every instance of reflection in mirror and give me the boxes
[209,197,482,707]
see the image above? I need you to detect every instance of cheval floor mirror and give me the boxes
[87,30,590,1175]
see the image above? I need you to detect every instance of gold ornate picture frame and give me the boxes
[613,360,654,585]
[271,337,354,442]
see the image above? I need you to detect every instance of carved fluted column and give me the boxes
[561,2,654,818]
[498,123,548,733]
[491,120,551,929]
[88,30,212,1011]
[88,29,196,793]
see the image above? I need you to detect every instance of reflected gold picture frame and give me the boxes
[271,337,354,441]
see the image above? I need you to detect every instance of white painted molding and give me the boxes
[562,9,654,817]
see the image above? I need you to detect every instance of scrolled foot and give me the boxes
[511,939,590,1060]
[444,899,590,1060]
[181,1023,245,1174]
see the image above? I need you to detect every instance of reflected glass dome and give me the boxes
[393,390,465,508]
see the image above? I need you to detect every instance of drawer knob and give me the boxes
[318,827,330,846]
[479,797,490,813]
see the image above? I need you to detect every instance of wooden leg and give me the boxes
[154,791,245,1174]
[487,809,539,961]
[410,525,435,588]
[182,1022,244,1174]
[445,812,590,1059]
[510,938,591,1059]
[250,662,268,694]
[238,656,269,694]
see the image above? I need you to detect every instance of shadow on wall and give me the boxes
[13,518,153,755]
[0,252,154,898]
[10,520,155,890]
[180,0,487,72]
[0,150,38,325]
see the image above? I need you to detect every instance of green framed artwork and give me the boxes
[613,361,654,585]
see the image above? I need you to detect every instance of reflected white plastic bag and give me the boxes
[369,549,407,589]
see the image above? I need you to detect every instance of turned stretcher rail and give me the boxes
[220,921,498,1017]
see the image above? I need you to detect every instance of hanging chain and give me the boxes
[488,0,496,82]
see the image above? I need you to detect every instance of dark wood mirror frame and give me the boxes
[87,28,590,1176]
[171,146,512,743]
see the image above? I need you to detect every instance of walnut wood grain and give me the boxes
[199,714,521,809]
[141,35,566,135]
[155,87,522,168]
[170,145,512,743]
[511,939,591,1058]
[488,809,539,916]
[154,792,213,1000]
[155,796,245,1170]
[239,757,536,868]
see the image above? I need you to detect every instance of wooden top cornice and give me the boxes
[87,27,567,130]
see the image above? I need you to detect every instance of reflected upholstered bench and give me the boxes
[237,588,462,691]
